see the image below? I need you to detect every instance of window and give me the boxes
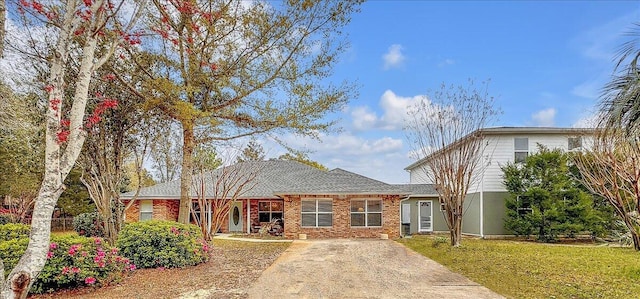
[301,199,332,227]
[351,199,382,227]
[140,200,153,221]
[258,200,283,222]
[514,137,529,163]
[568,137,582,151]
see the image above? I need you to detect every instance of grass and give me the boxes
[398,236,640,299]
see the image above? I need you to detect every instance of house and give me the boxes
[121,160,410,239]
[402,127,594,237]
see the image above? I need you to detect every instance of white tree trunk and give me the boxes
[0,1,99,296]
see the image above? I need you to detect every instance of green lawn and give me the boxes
[397,236,640,299]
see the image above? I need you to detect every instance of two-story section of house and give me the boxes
[403,127,594,238]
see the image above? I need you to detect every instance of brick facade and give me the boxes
[124,200,180,222]
[282,194,401,239]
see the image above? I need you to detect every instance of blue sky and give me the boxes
[261,1,640,184]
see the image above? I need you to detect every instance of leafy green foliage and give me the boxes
[73,212,105,237]
[0,223,30,242]
[0,234,134,294]
[278,151,328,171]
[57,167,95,217]
[236,140,266,163]
[502,145,612,242]
[116,220,210,269]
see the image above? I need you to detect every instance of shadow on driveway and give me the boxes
[247,239,503,299]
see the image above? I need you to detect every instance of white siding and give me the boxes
[409,131,593,192]
[482,133,590,191]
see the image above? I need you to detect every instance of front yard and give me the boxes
[29,239,290,299]
[398,236,640,298]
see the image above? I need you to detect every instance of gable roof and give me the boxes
[404,126,595,171]
[122,160,410,200]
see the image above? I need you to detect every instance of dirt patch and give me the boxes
[29,240,290,299]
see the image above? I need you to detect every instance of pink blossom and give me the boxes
[84,277,96,285]
[68,244,81,256]
[81,251,88,257]
[71,267,80,274]
[111,248,119,255]
[46,251,54,259]
[127,264,136,271]
[94,238,101,245]
[49,242,58,250]
[61,267,70,275]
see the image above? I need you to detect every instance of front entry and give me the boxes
[229,201,243,232]
[418,201,432,232]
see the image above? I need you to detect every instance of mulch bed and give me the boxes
[29,240,290,299]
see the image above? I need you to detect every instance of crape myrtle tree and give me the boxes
[0,1,144,297]
[573,23,640,251]
[405,80,500,247]
[574,129,640,250]
[124,0,362,223]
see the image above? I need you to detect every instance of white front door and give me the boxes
[418,201,433,232]
[229,201,243,232]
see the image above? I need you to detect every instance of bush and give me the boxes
[0,213,16,224]
[0,234,135,294]
[0,223,30,242]
[73,212,105,237]
[117,220,210,269]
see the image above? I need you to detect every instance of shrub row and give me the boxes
[0,220,209,294]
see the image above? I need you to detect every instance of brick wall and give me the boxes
[123,199,180,222]
[282,194,401,239]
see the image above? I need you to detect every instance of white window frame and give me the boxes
[568,136,582,151]
[301,198,333,228]
[139,200,153,221]
[514,137,529,163]
[350,199,383,227]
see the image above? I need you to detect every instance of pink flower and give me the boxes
[61,267,70,275]
[84,277,96,285]
[49,242,58,250]
[94,238,101,245]
[68,244,81,256]
[46,251,54,259]
[81,251,88,257]
[127,264,136,271]
[71,267,80,274]
[111,248,119,255]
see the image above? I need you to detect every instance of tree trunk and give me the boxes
[0,0,5,57]
[178,121,195,224]
[450,212,463,247]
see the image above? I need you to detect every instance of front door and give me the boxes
[418,201,432,232]
[229,201,243,232]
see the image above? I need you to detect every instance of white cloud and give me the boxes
[531,108,556,127]
[438,58,455,67]
[382,44,405,70]
[255,132,411,183]
[572,111,602,128]
[351,90,429,131]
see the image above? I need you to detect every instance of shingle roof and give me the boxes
[393,184,437,196]
[121,160,413,199]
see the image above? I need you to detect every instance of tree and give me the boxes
[149,120,182,183]
[192,161,259,240]
[236,140,266,163]
[0,86,42,223]
[574,129,640,250]
[405,80,500,247]
[502,145,609,242]
[0,0,5,56]
[600,23,640,135]
[0,1,143,297]
[127,0,362,223]
[278,151,327,171]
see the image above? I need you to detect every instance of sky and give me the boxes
[2,1,639,185]
[256,1,640,184]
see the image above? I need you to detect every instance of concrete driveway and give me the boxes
[247,239,503,299]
